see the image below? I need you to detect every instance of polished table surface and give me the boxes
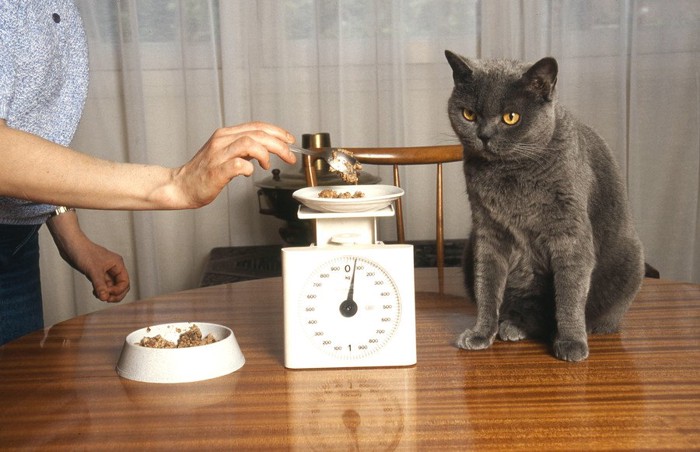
[1,268,699,450]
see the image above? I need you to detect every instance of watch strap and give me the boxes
[50,206,76,217]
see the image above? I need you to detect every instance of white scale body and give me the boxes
[283,205,416,369]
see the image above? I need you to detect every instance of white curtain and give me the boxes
[40,0,700,327]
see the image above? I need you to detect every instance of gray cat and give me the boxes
[445,50,644,362]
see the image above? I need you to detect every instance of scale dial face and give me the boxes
[298,255,401,360]
[283,244,416,369]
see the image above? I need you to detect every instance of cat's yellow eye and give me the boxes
[502,112,521,125]
[462,109,476,122]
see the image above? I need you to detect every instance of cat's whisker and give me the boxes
[436,133,462,145]
[507,142,553,167]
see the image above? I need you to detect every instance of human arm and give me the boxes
[46,210,130,302]
[0,120,297,210]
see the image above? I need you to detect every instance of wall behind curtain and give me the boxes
[40,0,699,327]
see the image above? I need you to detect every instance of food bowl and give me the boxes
[116,322,245,384]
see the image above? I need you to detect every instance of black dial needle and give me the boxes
[339,259,359,318]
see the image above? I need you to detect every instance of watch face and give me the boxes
[298,255,401,360]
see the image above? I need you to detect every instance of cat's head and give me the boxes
[445,50,558,162]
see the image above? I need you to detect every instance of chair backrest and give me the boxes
[303,143,463,291]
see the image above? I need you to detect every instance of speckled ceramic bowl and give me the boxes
[116,322,245,383]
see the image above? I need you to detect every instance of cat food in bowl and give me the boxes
[116,322,245,383]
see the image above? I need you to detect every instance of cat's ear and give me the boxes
[523,57,558,101]
[445,50,474,85]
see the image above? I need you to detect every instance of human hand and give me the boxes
[71,241,131,303]
[169,122,297,209]
[47,213,130,302]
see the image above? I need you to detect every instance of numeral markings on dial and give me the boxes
[299,256,401,359]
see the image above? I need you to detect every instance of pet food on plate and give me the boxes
[317,189,365,199]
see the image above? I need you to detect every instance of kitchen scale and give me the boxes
[282,185,417,369]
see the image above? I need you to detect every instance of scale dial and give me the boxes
[299,256,400,360]
[283,244,416,369]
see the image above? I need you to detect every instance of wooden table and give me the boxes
[1,268,698,450]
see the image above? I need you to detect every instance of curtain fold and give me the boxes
[39,0,700,327]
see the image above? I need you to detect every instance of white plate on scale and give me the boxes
[293,185,404,213]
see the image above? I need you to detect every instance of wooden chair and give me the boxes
[302,140,463,291]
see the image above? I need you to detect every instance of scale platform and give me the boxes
[297,205,395,247]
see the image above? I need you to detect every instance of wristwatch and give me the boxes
[50,206,76,217]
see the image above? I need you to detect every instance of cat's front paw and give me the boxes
[553,338,589,362]
[498,320,528,342]
[456,329,494,350]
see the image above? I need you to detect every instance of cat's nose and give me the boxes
[477,124,495,146]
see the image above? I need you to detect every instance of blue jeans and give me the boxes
[0,224,44,345]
